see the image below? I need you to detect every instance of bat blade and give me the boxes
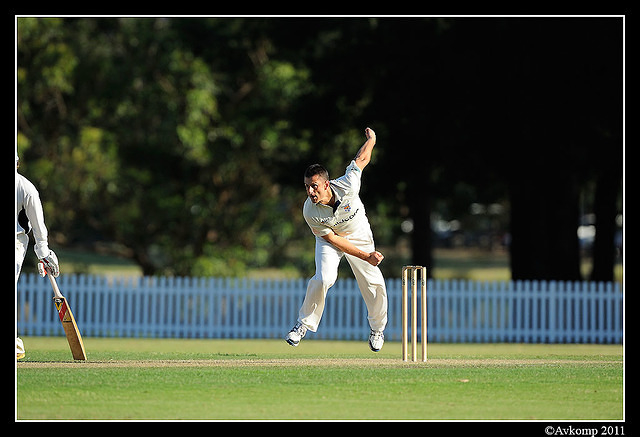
[51,282,87,361]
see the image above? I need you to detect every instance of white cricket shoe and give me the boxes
[16,337,25,360]
[285,322,308,346]
[368,330,384,352]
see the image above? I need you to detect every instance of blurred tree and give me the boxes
[17,17,622,280]
[498,18,622,281]
[17,17,315,275]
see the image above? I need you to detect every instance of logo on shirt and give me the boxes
[343,202,351,213]
[333,208,359,227]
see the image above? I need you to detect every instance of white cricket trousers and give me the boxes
[16,233,29,356]
[16,232,29,283]
[297,231,388,333]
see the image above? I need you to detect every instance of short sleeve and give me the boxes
[331,160,362,195]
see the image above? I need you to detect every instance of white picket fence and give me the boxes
[16,273,623,343]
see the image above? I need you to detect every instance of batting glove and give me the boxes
[38,250,60,278]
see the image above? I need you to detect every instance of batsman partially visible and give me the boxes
[16,153,60,359]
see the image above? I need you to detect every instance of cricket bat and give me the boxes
[47,272,87,360]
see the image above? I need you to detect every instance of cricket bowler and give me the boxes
[16,153,60,359]
[285,127,388,351]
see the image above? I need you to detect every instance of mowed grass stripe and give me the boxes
[16,338,623,420]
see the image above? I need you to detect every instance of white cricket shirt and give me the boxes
[16,172,51,258]
[303,160,372,238]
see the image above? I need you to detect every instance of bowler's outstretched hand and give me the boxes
[365,127,376,140]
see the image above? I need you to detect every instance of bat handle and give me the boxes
[47,272,64,299]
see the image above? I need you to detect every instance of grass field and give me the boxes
[16,336,623,421]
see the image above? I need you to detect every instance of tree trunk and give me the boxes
[509,161,582,281]
[409,183,433,277]
[590,150,622,282]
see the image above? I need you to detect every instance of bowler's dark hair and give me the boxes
[304,164,329,180]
